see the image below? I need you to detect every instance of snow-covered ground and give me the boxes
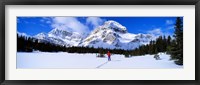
[17,52,183,69]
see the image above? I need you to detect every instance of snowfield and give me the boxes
[17,52,183,69]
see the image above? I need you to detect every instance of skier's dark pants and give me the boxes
[108,56,111,61]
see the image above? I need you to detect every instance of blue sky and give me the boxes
[17,17,182,36]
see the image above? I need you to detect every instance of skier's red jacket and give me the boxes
[107,52,111,57]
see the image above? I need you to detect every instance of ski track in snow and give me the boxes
[96,61,109,68]
[17,52,183,69]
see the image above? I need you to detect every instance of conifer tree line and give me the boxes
[17,34,172,54]
[17,35,66,52]
[17,34,129,55]
[17,33,176,59]
[17,17,183,65]
[128,35,172,56]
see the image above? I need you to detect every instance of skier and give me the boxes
[107,51,111,61]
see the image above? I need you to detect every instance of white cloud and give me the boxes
[40,19,45,22]
[40,17,52,24]
[51,17,89,34]
[86,17,105,28]
[24,21,29,24]
[166,25,174,30]
[148,28,163,35]
[166,20,174,25]
[40,24,47,27]
[148,28,174,38]
[46,21,51,24]
[163,32,173,37]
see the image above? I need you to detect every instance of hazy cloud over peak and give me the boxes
[86,17,105,28]
[51,17,89,34]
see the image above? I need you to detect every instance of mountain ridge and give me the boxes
[19,20,155,50]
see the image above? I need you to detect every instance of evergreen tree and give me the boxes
[148,40,154,54]
[163,35,167,52]
[166,36,172,54]
[167,35,172,46]
[169,17,183,65]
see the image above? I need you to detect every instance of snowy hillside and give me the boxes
[20,20,155,50]
[17,52,183,69]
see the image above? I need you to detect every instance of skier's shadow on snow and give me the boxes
[96,60,121,68]
[96,61,109,68]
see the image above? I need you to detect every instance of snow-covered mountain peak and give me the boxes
[102,20,127,33]
[80,20,154,50]
[33,28,83,47]
[35,32,46,36]
[34,32,48,40]
[17,32,29,37]
[48,28,73,38]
